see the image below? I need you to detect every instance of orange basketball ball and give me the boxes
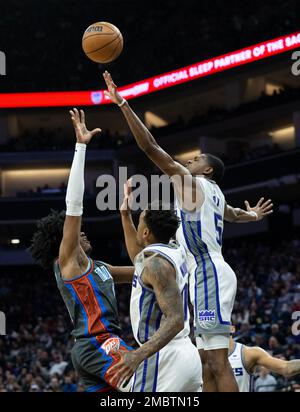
[82,22,123,63]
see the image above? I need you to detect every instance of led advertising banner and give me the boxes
[0,31,299,108]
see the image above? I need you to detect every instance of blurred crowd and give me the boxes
[1,86,297,166]
[0,234,300,392]
[16,183,67,198]
[151,86,300,142]
[0,0,299,93]
[0,128,126,152]
[0,268,134,392]
[229,235,300,391]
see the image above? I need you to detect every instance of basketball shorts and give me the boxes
[188,253,237,339]
[71,335,132,392]
[131,337,202,392]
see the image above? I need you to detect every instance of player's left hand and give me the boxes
[108,349,143,389]
[70,108,101,144]
[244,197,273,220]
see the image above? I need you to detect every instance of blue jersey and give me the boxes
[54,258,121,340]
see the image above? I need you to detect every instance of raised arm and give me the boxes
[59,109,101,278]
[103,71,188,178]
[108,255,184,386]
[103,72,204,211]
[119,181,143,263]
[246,346,300,378]
[224,197,273,223]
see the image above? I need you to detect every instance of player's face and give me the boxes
[80,232,92,255]
[185,154,211,176]
[136,211,149,247]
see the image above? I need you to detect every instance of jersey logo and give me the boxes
[95,266,112,282]
[101,337,120,355]
[198,310,216,329]
[199,309,215,321]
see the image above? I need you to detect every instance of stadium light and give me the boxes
[10,239,20,244]
[269,126,295,142]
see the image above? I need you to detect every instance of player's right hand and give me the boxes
[103,71,124,105]
[69,108,101,144]
[108,349,143,390]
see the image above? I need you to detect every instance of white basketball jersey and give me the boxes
[175,176,225,258]
[130,242,190,346]
[228,342,251,392]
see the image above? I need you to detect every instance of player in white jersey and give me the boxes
[108,184,202,392]
[228,326,300,392]
[103,71,272,391]
[228,341,252,392]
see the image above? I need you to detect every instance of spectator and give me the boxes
[49,354,67,377]
[254,366,278,392]
[271,323,286,345]
[63,376,77,393]
[48,376,62,392]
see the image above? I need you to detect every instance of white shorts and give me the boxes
[131,337,202,392]
[196,334,230,351]
[188,254,237,336]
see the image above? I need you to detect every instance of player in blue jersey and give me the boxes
[30,108,134,392]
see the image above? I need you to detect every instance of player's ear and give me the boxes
[143,228,149,238]
[203,165,213,177]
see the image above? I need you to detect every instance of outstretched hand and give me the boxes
[244,197,273,220]
[120,178,133,214]
[103,71,124,105]
[69,108,101,144]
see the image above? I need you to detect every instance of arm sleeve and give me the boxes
[65,143,86,216]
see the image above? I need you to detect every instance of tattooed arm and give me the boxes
[245,346,300,377]
[135,255,184,357]
[108,254,184,386]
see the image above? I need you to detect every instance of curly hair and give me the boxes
[29,210,65,270]
[143,203,180,244]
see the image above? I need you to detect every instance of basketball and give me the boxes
[82,22,123,63]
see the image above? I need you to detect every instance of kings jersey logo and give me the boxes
[198,309,216,329]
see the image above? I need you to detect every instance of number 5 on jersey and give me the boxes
[214,212,223,246]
